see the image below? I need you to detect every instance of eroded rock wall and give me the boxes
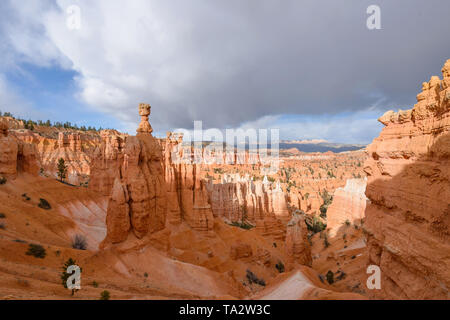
[0,118,39,177]
[102,132,167,244]
[326,178,367,237]
[206,174,290,239]
[364,59,450,299]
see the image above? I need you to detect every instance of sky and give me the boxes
[0,0,449,144]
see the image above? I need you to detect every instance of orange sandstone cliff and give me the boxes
[363,59,450,299]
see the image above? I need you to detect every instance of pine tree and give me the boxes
[26,120,34,131]
[57,158,68,182]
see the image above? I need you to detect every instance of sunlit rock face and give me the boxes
[363,60,450,299]
[0,118,40,177]
[0,118,18,177]
[285,211,312,268]
[206,174,289,239]
[326,178,367,237]
[102,130,167,244]
[89,130,125,196]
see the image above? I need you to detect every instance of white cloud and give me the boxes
[239,109,384,144]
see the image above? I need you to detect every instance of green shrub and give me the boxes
[275,261,285,273]
[213,168,224,174]
[336,271,347,281]
[230,221,254,230]
[100,290,110,300]
[326,271,334,284]
[319,205,327,218]
[319,190,333,218]
[38,198,51,210]
[344,219,351,226]
[246,269,266,286]
[305,215,327,234]
[0,213,6,218]
[92,281,99,288]
[26,244,46,258]
[22,194,31,201]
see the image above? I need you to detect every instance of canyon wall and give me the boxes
[9,127,103,185]
[363,59,450,299]
[326,178,367,237]
[206,174,289,239]
[89,130,125,195]
[0,118,39,178]
[161,132,214,233]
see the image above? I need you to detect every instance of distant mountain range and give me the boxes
[180,139,366,153]
[280,140,366,153]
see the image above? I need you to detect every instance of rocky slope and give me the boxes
[363,59,450,299]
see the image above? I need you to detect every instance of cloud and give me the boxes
[0,0,449,142]
[235,108,384,144]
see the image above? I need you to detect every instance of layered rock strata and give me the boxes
[364,60,450,299]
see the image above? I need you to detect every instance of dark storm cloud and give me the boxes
[1,0,449,134]
[148,0,450,129]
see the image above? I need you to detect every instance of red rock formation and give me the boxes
[16,139,40,175]
[9,129,94,184]
[0,118,18,177]
[326,178,367,237]
[40,132,91,184]
[102,131,167,244]
[0,119,40,177]
[285,210,312,268]
[102,105,217,246]
[230,241,253,260]
[177,161,214,234]
[159,132,215,233]
[161,132,183,225]
[364,59,450,299]
[89,130,125,196]
[137,103,153,134]
[206,174,289,239]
